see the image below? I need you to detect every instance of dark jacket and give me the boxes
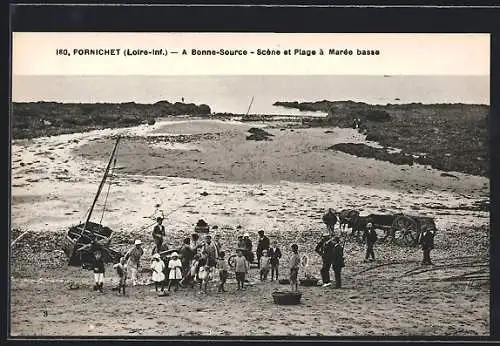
[331,243,345,269]
[268,247,282,265]
[315,238,335,261]
[257,235,270,256]
[242,238,252,252]
[419,230,435,250]
[93,257,105,274]
[179,244,194,264]
[152,224,165,239]
[364,229,378,244]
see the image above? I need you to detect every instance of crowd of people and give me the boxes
[90,210,435,295]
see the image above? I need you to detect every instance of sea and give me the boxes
[12,75,489,116]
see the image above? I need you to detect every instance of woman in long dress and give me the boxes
[167,252,182,292]
[150,253,166,292]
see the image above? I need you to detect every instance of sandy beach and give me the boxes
[10,119,490,336]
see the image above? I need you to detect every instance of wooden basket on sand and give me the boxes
[272,291,302,305]
[299,277,319,287]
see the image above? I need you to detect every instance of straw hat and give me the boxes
[322,231,330,237]
[171,252,179,258]
[134,239,142,245]
[152,253,160,259]
[367,223,373,228]
[244,232,250,237]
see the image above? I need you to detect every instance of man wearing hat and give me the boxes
[331,236,345,289]
[256,230,270,269]
[363,222,378,262]
[315,231,335,287]
[419,225,435,265]
[124,240,144,286]
[152,217,166,255]
[322,208,338,234]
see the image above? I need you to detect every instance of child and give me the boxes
[167,252,183,292]
[216,251,229,292]
[92,250,105,293]
[269,240,282,281]
[289,244,300,292]
[112,257,127,295]
[260,250,270,281]
[150,253,166,292]
[182,253,200,288]
[197,257,211,294]
[234,249,249,290]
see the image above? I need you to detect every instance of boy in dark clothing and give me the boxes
[152,217,166,255]
[92,250,105,293]
[363,223,378,262]
[256,230,270,268]
[315,232,334,287]
[331,237,345,289]
[268,240,282,281]
[419,226,435,265]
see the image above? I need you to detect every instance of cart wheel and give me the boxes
[391,215,419,247]
[228,255,237,269]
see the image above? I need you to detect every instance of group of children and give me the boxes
[90,233,303,295]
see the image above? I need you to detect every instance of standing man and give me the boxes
[256,230,270,268]
[363,223,378,262]
[268,240,282,281]
[331,236,345,289]
[152,217,166,255]
[419,226,435,265]
[213,233,222,257]
[202,235,218,269]
[125,239,144,286]
[315,231,335,287]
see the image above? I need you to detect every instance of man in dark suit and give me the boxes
[363,222,378,262]
[419,226,435,265]
[268,240,282,281]
[152,217,166,255]
[256,230,270,268]
[331,236,345,289]
[315,231,335,287]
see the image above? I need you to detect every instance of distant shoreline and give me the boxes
[12,100,489,178]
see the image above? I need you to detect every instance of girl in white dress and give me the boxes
[150,253,166,292]
[167,252,182,291]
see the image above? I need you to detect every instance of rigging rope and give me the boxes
[98,156,117,230]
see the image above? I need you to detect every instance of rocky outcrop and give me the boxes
[12,101,212,139]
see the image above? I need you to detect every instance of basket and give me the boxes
[272,291,302,305]
[299,278,319,287]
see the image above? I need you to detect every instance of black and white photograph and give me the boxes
[10,33,490,336]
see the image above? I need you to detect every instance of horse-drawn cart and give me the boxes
[365,213,437,247]
[336,209,437,247]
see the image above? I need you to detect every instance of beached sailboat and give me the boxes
[62,136,123,268]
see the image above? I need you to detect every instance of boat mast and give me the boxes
[83,136,121,231]
[245,96,254,116]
